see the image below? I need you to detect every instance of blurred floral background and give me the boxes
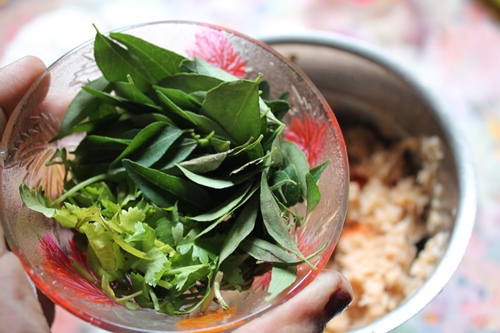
[1,0,499,332]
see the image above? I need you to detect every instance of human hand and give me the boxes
[0,56,352,333]
[0,56,53,333]
[235,270,352,333]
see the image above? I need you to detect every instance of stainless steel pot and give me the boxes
[261,32,477,333]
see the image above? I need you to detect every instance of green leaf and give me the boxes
[73,135,130,164]
[82,222,125,270]
[143,247,171,286]
[152,137,198,171]
[111,122,180,169]
[19,185,56,218]
[219,255,247,291]
[270,164,301,207]
[176,164,238,189]
[56,111,122,145]
[109,32,187,82]
[154,86,201,111]
[265,266,297,301]
[310,159,330,183]
[260,172,307,262]
[58,76,111,135]
[189,181,255,222]
[305,172,321,213]
[177,151,227,174]
[182,110,234,140]
[114,79,158,106]
[281,140,310,196]
[201,75,262,145]
[82,85,160,114]
[157,72,223,94]
[131,126,184,168]
[182,57,238,82]
[119,207,146,234]
[168,263,212,296]
[93,27,153,90]
[218,193,258,265]
[240,237,300,264]
[122,159,212,212]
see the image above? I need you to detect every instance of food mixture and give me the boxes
[325,127,451,332]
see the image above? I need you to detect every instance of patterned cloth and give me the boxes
[1,0,499,332]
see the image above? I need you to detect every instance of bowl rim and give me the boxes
[260,30,478,332]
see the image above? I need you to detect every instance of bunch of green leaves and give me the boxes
[20,27,329,314]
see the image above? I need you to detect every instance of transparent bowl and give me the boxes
[262,32,477,333]
[0,22,349,332]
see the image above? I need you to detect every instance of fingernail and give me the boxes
[323,288,353,321]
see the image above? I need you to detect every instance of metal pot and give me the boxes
[261,32,477,333]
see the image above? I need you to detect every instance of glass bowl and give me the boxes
[0,22,349,333]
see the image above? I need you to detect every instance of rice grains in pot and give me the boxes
[325,127,451,332]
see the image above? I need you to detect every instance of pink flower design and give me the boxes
[284,113,329,167]
[39,234,118,306]
[190,29,246,78]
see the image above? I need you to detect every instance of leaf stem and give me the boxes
[54,173,109,205]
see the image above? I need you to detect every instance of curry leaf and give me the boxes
[266,266,297,301]
[58,76,111,136]
[201,75,262,145]
[93,27,153,90]
[109,32,187,82]
[260,172,307,262]
[218,193,259,265]
[122,159,212,213]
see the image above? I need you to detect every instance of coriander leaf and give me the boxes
[177,239,218,265]
[19,185,56,218]
[219,254,247,291]
[119,207,146,234]
[168,263,212,296]
[143,247,171,287]
[129,272,154,307]
[82,222,125,270]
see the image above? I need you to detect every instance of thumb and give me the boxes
[236,269,353,333]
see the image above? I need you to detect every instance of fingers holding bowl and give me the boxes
[0,56,46,137]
